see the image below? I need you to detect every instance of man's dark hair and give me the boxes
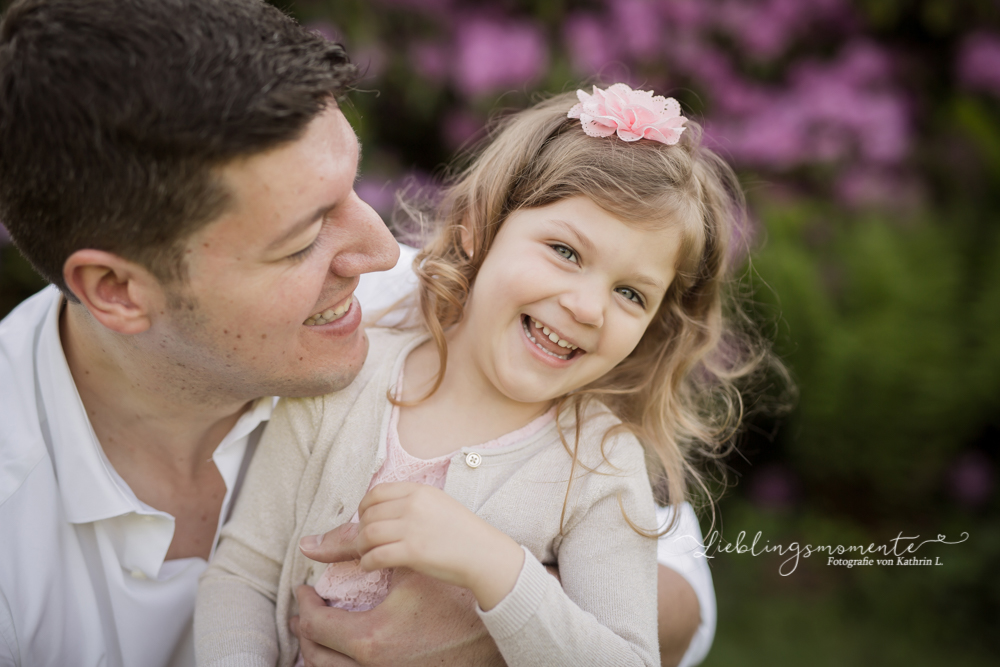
[0,0,358,295]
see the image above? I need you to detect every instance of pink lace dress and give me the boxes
[312,374,556,612]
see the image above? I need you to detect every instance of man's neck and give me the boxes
[60,301,251,476]
[60,301,253,560]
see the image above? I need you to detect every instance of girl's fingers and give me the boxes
[356,518,407,554]
[356,482,424,516]
[359,541,413,572]
[356,496,412,525]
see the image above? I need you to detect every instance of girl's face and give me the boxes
[450,195,683,406]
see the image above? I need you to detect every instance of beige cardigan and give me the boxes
[195,328,659,667]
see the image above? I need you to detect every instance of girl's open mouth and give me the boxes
[521,315,583,361]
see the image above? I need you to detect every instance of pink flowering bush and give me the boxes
[3,1,1000,662]
[292,0,939,209]
[453,18,548,97]
[958,32,1000,96]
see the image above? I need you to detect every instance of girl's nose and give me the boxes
[559,283,605,329]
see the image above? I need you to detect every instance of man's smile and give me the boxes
[305,294,355,326]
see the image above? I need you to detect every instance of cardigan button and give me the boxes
[465,452,482,468]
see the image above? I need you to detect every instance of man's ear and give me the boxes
[63,250,161,335]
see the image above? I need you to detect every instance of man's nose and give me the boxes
[329,192,400,277]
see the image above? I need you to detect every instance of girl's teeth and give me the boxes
[523,317,580,360]
[305,297,353,326]
[530,318,578,350]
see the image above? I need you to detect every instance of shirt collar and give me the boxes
[36,293,274,525]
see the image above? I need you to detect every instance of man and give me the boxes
[0,1,713,666]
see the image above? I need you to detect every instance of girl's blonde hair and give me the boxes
[402,91,780,527]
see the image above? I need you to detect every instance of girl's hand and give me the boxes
[352,482,525,611]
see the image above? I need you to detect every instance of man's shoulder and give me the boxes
[0,426,48,512]
[0,285,58,350]
[0,287,57,509]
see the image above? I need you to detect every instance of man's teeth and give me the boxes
[531,318,578,350]
[304,297,353,326]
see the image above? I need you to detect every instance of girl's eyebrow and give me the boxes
[548,218,595,254]
[629,273,667,293]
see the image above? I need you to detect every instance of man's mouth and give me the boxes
[304,295,354,326]
[521,315,581,361]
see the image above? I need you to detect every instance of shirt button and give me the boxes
[130,569,148,580]
[465,452,482,468]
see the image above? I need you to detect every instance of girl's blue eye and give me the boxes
[552,244,578,263]
[616,286,645,308]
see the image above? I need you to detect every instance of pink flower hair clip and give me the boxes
[567,83,687,145]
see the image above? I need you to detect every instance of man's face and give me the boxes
[155,106,399,401]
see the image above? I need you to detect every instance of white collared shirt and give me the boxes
[0,244,714,667]
[0,284,274,667]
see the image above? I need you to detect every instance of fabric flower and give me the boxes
[567,83,687,145]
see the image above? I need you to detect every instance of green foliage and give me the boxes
[750,203,998,505]
[704,501,1000,666]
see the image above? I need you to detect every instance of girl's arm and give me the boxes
[194,398,318,667]
[349,434,659,667]
[480,439,661,667]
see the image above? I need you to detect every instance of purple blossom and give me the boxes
[658,0,710,31]
[372,0,453,14]
[564,13,620,76]
[454,18,548,97]
[948,451,995,508]
[610,0,662,60]
[748,464,799,510]
[715,0,852,61]
[441,108,485,149]
[835,166,924,210]
[411,41,450,83]
[704,41,909,170]
[717,0,798,61]
[957,32,1000,96]
[356,177,397,218]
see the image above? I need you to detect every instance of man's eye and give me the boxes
[288,241,317,261]
[551,244,578,263]
[616,286,645,308]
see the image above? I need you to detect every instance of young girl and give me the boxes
[195,84,765,667]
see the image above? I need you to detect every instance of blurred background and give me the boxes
[1,0,998,664]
